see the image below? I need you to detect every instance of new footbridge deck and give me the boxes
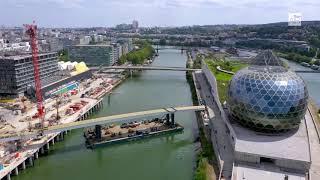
[92,66,202,72]
[0,105,205,142]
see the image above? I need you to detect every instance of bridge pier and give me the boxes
[28,157,33,167]
[165,113,176,126]
[171,113,175,126]
[60,132,64,140]
[46,143,50,151]
[6,173,11,180]
[95,125,102,140]
[40,147,45,154]
[21,161,26,170]
[14,167,18,176]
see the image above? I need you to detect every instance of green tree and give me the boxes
[58,49,69,62]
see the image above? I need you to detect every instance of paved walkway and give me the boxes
[305,108,320,179]
[194,71,234,180]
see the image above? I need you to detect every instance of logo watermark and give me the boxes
[288,12,302,26]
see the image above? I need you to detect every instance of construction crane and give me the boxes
[24,22,45,134]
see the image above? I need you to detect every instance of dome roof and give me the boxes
[227,52,308,132]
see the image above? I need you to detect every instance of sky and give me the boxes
[0,0,319,27]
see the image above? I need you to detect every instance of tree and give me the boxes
[118,55,127,65]
[58,49,69,62]
[122,41,155,65]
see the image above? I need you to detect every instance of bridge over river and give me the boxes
[294,70,320,73]
[91,66,201,72]
[0,105,205,142]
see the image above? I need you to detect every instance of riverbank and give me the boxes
[12,47,197,180]
[0,89,105,179]
[186,56,218,180]
[0,71,132,180]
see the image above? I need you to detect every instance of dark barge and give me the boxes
[84,114,183,148]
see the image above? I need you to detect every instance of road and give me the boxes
[194,71,234,180]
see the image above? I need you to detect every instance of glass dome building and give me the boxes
[227,51,308,132]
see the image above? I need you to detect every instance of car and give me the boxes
[120,123,129,128]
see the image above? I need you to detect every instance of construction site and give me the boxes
[0,23,126,180]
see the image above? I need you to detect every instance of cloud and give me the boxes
[1,0,319,9]
[0,0,318,27]
[0,0,85,8]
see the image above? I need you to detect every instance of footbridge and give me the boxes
[0,105,205,142]
[97,66,201,72]
[294,70,320,73]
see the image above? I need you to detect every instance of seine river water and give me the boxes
[12,49,319,180]
[286,60,320,107]
[14,49,198,180]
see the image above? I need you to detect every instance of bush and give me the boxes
[195,156,207,180]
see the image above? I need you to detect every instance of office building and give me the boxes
[0,52,59,96]
[68,44,114,66]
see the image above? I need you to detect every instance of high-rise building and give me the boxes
[132,20,139,30]
[79,36,91,45]
[0,52,59,96]
[116,38,134,56]
[111,44,118,65]
[68,45,114,66]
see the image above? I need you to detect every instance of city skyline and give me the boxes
[0,0,320,27]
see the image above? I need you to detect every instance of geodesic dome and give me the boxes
[227,51,308,132]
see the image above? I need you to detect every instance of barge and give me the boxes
[84,115,183,148]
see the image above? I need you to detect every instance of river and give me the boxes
[14,49,198,180]
[285,60,320,107]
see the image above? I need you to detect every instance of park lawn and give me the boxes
[230,61,249,72]
[205,59,248,103]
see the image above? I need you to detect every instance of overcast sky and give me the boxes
[0,0,319,27]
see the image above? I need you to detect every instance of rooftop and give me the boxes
[251,50,284,67]
[230,116,310,162]
[0,52,57,60]
[234,163,306,180]
[73,44,111,47]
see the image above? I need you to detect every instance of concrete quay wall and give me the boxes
[0,98,104,180]
[201,60,237,147]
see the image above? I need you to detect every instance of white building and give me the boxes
[79,36,91,45]
[0,41,30,52]
[132,20,139,30]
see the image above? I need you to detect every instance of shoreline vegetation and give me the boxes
[186,53,218,180]
[118,40,155,65]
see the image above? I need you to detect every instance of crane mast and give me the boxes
[24,23,45,131]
